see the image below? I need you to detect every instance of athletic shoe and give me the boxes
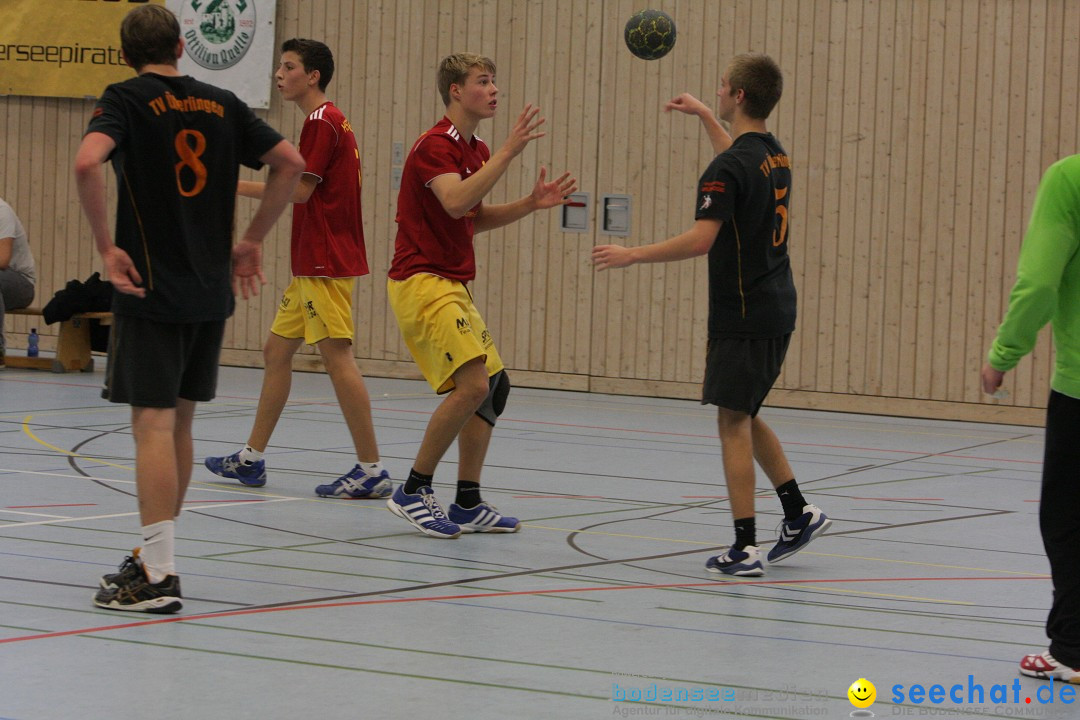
[766,504,832,564]
[1020,651,1080,683]
[315,465,393,499]
[92,565,182,614]
[386,485,461,539]
[204,451,267,487]
[448,501,521,533]
[706,545,765,576]
[99,547,143,589]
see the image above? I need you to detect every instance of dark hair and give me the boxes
[120,5,181,71]
[727,53,783,120]
[281,38,334,91]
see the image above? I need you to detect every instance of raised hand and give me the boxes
[664,92,709,117]
[102,246,145,298]
[531,167,578,210]
[502,104,547,157]
[231,238,266,300]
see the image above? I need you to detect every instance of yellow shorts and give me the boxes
[387,273,504,393]
[270,276,356,345]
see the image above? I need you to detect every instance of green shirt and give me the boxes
[988,154,1080,399]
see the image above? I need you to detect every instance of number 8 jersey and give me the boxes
[86,73,284,322]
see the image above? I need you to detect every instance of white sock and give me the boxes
[359,461,384,477]
[140,520,176,584]
[238,445,263,464]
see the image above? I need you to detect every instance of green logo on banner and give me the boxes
[180,0,256,70]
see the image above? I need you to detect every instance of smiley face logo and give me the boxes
[848,678,876,709]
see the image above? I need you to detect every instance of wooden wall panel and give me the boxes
[3,0,1078,426]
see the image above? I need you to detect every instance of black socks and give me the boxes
[775,479,807,521]
[733,517,756,550]
[404,468,433,495]
[455,481,482,509]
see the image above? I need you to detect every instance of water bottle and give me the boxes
[28,328,39,358]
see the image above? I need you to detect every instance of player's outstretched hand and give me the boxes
[592,244,635,271]
[531,167,577,210]
[664,93,709,116]
[503,104,546,157]
[231,238,266,300]
[102,246,145,298]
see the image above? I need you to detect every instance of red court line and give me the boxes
[181,499,267,504]
[0,575,1049,646]
[512,495,605,499]
[6,503,97,509]
[370,407,1043,465]
[850,498,945,502]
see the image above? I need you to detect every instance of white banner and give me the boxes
[166,0,277,109]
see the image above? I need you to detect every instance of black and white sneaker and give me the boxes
[99,548,143,589]
[767,504,831,564]
[93,561,182,614]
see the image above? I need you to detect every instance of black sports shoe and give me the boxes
[93,566,182,614]
[99,548,143,589]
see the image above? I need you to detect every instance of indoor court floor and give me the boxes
[1,363,1073,719]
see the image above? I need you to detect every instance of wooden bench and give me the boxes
[5,307,112,373]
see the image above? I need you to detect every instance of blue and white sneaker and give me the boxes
[386,485,461,539]
[448,502,521,533]
[204,451,267,487]
[706,545,765,576]
[767,504,832,564]
[315,465,393,499]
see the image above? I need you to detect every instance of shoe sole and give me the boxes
[458,521,521,534]
[1020,669,1080,684]
[386,499,461,539]
[767,517,833,565]
[92,595,183,614]
[317,492,392,499]
[706,564,765,577]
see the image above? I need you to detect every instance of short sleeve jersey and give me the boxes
[695,132,797,339]
[86,73,283,322]
[291,102,368,278]
[389,117,490,282]
[0,198,35,285]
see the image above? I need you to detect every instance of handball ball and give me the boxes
[624,9,677,61]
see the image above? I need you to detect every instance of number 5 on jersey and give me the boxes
[772,185,789,247]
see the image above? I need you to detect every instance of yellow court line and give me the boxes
[503,396,1038,443]
[770,550,1050,577]
[791,584,975,605]
[22,415,135,472]
[20,414,388,509]
[522,525,1050,579]
[523,524,716,546]
[2,404,132,422]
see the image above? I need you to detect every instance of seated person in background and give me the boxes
[0,197,36,366]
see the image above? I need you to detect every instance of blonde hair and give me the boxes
[726,53,783,120]
[437,53,496,106]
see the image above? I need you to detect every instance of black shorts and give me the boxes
[701,334,792,417]
[102,315,226,408]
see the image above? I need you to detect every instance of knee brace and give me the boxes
[475,370,510,426]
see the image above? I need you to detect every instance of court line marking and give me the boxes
[0,575,1048,646]
[0,499,299,529]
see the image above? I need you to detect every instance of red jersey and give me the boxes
[291,102,368,278]
[389,117,490,282]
